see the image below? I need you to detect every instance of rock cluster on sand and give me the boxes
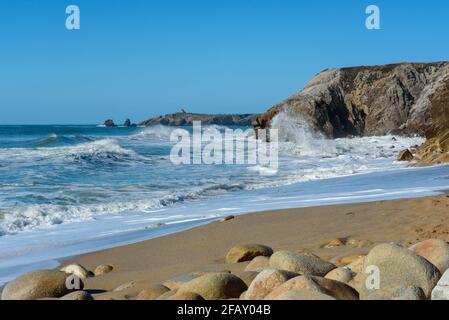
[4,239,449,300]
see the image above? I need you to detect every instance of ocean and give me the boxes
[1,122,449,284]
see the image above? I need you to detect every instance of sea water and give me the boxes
[0,121,448,284]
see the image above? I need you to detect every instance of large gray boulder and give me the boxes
[269,251,336,276]
[360,243,441,299]
[1,270,82,300]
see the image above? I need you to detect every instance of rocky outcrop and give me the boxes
[123,118,137,127]
[140,112,259,127]
[103,119,117,127]
[254,62,449,139]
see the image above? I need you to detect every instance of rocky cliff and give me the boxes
[253,62,449,139]
[253,62,449,165]
[140,112,258,127]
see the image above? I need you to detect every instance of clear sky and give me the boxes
[0,0,448,124]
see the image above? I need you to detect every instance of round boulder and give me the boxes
[361,243,441,299]
[178,273,247,300]
[264,276,358,300]
[244,269,298,300]
[94,264,114,276]
[226,244,273,263]
[409,239,449,274]
[269,251,336,276]
[1,270,82,300]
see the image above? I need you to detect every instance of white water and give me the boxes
[1,115,448,284]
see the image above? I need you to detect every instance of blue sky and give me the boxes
[0,0,448,124]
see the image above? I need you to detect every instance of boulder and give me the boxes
[1,270,82,300]
[178,273,247,300]
[136,284,170,300]
[269,251,336,276]
[60,291,94,300]
[272,290,336,300]
[123,119,136,127]
[226,244,273,263]
[60,264,91,280]
[244,256,270,272]
[166,292,204,300]
[360,243,441,299]
[409,239,449,273]
[362,286,426,300]
[325,267,356,284]
[94,264,114,276]
[244,269,298,300]
[264,276,359,300]
[432,269,449,300]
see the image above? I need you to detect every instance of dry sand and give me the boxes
[66,194,449,299]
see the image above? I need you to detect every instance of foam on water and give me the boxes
[0,119,443,284]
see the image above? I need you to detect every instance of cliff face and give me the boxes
[414,78,449,165]
[140,112,258,127]
[254,62,449,138]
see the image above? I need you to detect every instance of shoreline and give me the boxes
[58,193,449,299]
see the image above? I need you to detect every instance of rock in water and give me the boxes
[264,276,359,300]
[104,119,116,127]
[94,264,114,276]
[244,269,298,300]
[226,244,273,263]
[178,273,247,300]
[397,149,414,161]
[269,251,336,276]
[360,243,441,299]
[432,270,449,300]
[139,112,258,127]
[1,270,82,300]
[60,264,91,280]
[409,239,449,274]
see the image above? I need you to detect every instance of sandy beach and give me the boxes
[62,194,449,300]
